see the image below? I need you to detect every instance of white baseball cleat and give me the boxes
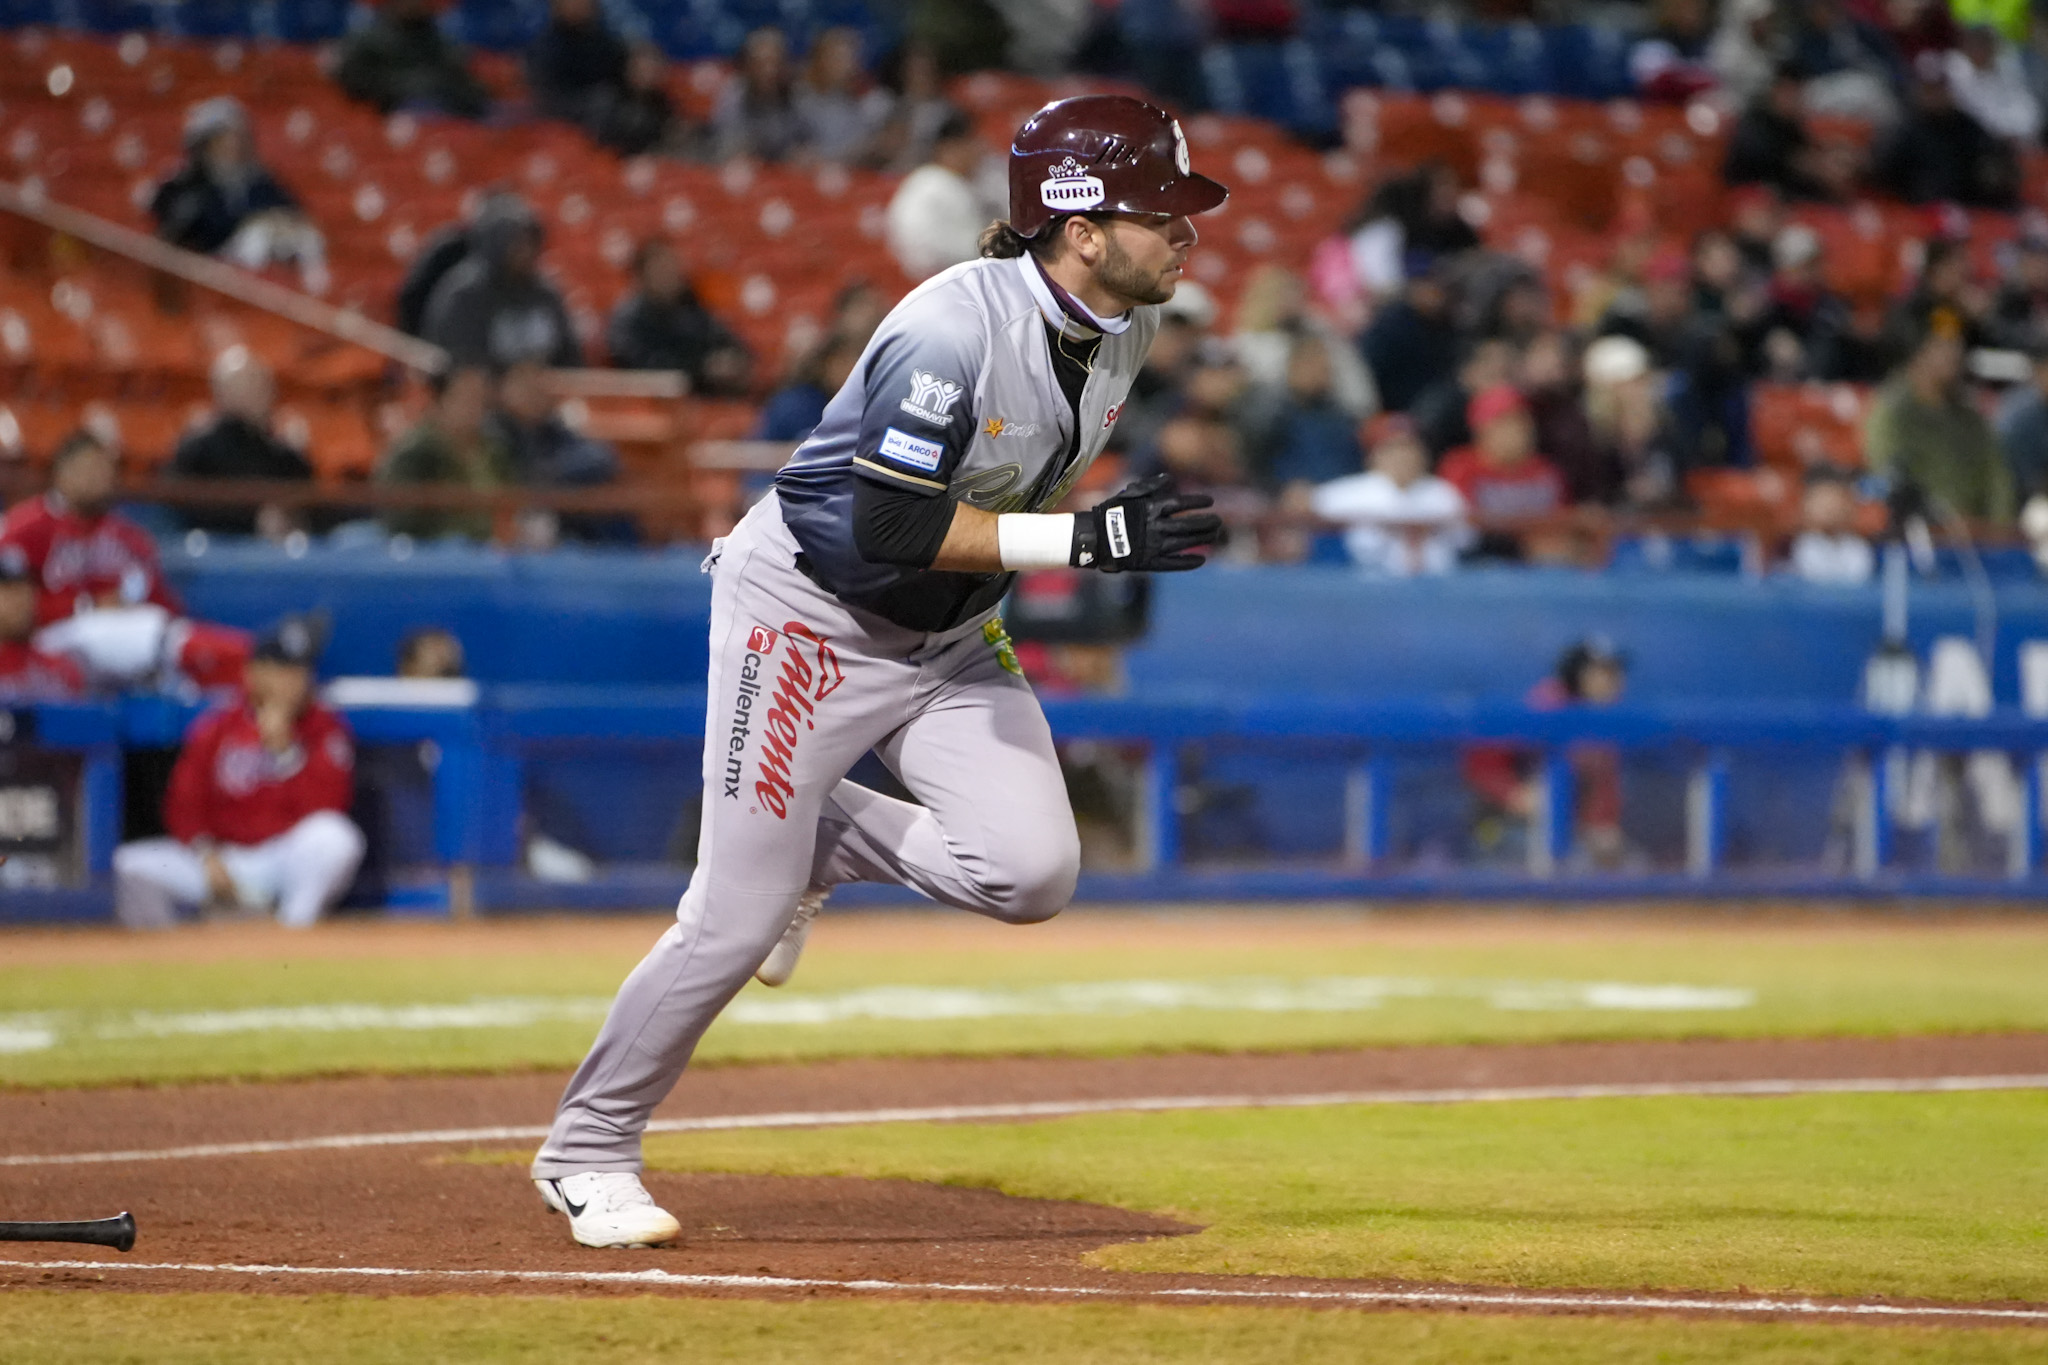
[754,884,829,988]
[535,1172,681,1248]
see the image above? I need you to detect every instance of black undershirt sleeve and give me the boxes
[852,475,960,567]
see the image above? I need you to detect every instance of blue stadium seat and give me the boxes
[643,3,743,59]
[1461,22,1554,96]
[275,0,352,42]
[75,0,161,34]
[451,0,544,51]
[0,0,61,26]
[1202,40,1334,136]
[1543,23,1634,100]
[174,0,256,37]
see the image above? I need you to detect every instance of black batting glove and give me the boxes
[1070,473,1227,573]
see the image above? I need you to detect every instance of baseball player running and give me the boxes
[533,95,1230,1248]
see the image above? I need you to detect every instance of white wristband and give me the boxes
[996,513,1076,570]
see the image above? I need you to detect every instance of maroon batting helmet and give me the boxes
[1006,94,1229,240]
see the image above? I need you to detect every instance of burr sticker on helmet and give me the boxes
[1040,156,1106,211]
[1171,120,1190,175]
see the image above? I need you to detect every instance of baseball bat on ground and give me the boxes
[0,1212,136,1252]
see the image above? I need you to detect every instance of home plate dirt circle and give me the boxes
[5,1034,2048,1324]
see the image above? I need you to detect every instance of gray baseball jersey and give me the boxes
[535,252,1163,1180]
[776,252,1160,630]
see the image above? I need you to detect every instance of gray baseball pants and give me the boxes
[533,493,1079,1177]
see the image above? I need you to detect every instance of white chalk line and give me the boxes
[4,1257,2045,1325]
[7,1073,2046,1169]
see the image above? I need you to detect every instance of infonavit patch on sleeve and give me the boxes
[876,426,947,473]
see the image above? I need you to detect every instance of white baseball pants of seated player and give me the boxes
[112,810,367,930]
[533,493,1079,1177]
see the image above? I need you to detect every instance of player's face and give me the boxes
[1091,213,1199,308]
[54,444,116,515]
[246,658,312,716]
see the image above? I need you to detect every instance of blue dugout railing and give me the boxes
[6,689,2047,922]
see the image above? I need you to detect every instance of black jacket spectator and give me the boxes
[150,98,299,255]
[421,197,582,369]
[334,0,491,119]
[595,48,682,157]
[1871,62,2019,209]
[171,349,313,536]
[1722,71,1834,202]
[527,0,629,125]
[1359,274,1461,414]
[606,240,750,393]
[396,221,474,339]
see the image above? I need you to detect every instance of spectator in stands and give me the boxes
[1871,54,2020,208]
[1630,0,1720,101]
[1789,468,1877,584]
[114,614,363,930]
[1786,0,1903,123]
[795,27,893,165]
[1865,329,2015,521]
[396,190,517,339]
[397,625,466,680]
[151,98,325,291]
[1437,386,1568,560]
[1411,338,1518,460]
[527,0,629,128]
[1757,224,1853,380]
[2,431,250,692]
[873,42,956,172]
[491,360,622,513]
[1858,0,1960,70]
[1464,637,1630,869]
[1111,306,1205,459]
[1598,249,1703,373]
[1243,336,1363,490]
[1233,265,1378,422]
[1583,335,1686,510]
[1945,23,2041,142]
[376,367,515,542]
[1990,233,2048,350]
[1709,0,1787,106]
[1360,262,1461,414]
[606,239,751,394]
[756,333,865,442]
[1521,330,1605,504]
[170,347,314,539]
[885,109,991,281]
[1723,66,1841,201]
[1888,238,1994,367]
[712,27,805,162]
[596,45,686,158]
[1327,166,1481,315]
[421,196,581,370]
[1995,339,2048,502]
[1310,415,1470,576]
[334,0,491,119]
[0,550,84,702]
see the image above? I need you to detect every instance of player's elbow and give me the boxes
[852,516,940,568]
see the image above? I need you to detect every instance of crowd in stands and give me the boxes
[13,0,2048,602]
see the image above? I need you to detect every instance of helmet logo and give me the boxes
[1171,120,1190,176]
[1039,155,1106,212]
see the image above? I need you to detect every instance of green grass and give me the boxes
[3,1293,2043,1364]
[7,916,2048,1087]
[634,1091,2048,1304]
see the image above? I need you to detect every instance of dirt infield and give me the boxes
[6,1032,2048,1323]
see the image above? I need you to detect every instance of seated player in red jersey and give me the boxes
[0,547,84,702]
[113,614,365,929]
[0,430,251,692]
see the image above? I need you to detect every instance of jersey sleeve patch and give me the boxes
[876,426,946,473]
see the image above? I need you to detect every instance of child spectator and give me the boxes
[1311,416,1470,575]
[2,432,250,691]
[334,0,492,118]
[606,239,752,394]
[1437,386,1569,559]
[113,615,363,930]
[1789,469,1877,585]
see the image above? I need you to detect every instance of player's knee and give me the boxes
[296,811,366,866]
[111,842,149,882]
[985,834,1079,924]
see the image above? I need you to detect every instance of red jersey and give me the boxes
[1463,678,1622,829]
[1436,448,1567,522]
[0,639,86,701]
[165,697,355,846]
[0,493,180,627]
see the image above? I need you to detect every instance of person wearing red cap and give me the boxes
[529,93,1232,1251]
[1436,385,1568,560]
